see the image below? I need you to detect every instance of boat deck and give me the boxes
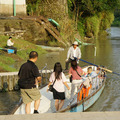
[14,66,105,114]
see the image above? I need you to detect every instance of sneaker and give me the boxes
[34,110,39,114]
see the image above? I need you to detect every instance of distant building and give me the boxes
[0,0,26,16]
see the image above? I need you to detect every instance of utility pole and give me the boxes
[13,0,16,16]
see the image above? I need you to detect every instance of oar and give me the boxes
[80,59,120,76]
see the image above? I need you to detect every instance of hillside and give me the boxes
[0,35,46,72]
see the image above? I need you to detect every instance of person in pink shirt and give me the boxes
[48,62,70,111]
[69,59,84,98]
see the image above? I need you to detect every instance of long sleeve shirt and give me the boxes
[7,39,14,46]
[67,46,81,60]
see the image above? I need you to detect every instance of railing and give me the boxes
[68,69,106,106]
[0,64,53,92]
[39,63,53,87]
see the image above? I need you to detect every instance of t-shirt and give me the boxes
[69,66,84,80]
[49,72,67,92]
[18,60,40,89]
[7,39,14,46]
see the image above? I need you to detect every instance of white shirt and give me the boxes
[67,46,81,60]
[7,39,14,46]
[73,48,77,58]
[49,72,67,92]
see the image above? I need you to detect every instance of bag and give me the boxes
[75,69,81,77]
[69,75,72,83]
[49,85,54,92]
[48,78,56,92]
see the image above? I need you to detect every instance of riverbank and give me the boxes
[0,35,46,72]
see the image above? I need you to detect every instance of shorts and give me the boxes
[53,88,65,100]
[21,88,41,104]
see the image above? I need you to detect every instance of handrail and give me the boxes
[67,70,102,106]
[40,63,47,72]
[40,63,53,87]
[40,63,47,87]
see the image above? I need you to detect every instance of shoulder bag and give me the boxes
[49,78,56,92]
[69,75,72,83]
[75,69,82,77]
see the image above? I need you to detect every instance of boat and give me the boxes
[11,65,106,114]
[75,38,95,46]
[37,45,64,51]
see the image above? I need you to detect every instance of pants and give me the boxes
[71,79,83,98]
[7,46,17,54]
[77,84,92,101]
[21,88,41,104]
[65,58,72,70]
[65,58,79,70]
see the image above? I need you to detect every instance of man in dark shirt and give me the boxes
[18,51,41,114]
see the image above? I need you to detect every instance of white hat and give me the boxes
[73,41,78,45]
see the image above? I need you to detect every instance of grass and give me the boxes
[0,35,46,72]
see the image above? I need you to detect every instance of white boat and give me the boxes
[11,65,106,114]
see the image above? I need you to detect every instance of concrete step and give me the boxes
[0,112,120,120]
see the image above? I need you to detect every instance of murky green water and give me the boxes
[0,27,120,114]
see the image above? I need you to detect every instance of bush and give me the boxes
[100,11,114,30]
[111,17,120,27]
[77,20,85,38]
[84,15,100,39]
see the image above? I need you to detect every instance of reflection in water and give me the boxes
[0,27,120,114]
[0,91,20,114]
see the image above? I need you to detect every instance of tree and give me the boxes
[68,0,120,18]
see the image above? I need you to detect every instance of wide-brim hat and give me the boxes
[73,41,78,45]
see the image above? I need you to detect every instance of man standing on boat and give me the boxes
[18,51,41,114]
[65,41,81,70]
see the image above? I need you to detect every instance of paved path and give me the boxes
[0,112,120,120]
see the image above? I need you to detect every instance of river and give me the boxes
[0,27,120,114]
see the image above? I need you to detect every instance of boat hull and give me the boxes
[67,84,105,112]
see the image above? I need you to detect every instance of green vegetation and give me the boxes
[112,9,120,27]
[26,0,42,15]
[25,0,120,43]
[0,35,46,72]
[112,18,120,27]
[68,0,120,40]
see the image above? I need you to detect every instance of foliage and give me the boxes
[26,0,41,15]
[68,0,120,17]
[0,35,46,72]
[77,19,85,37]
[84,15,100,38]
[112,9,120,26]
[100,12,114,30]
[112,17,120,27]
[67,0,119,39]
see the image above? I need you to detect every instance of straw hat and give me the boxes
[73,41,78,45]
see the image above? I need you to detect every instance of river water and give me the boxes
[0,27,120,114]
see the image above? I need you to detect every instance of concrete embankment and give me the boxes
[0,112,120,120]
